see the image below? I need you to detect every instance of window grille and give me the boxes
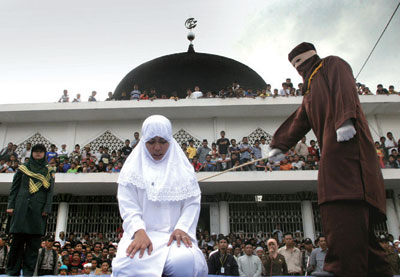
[66,203,122,241]
[229,202,303,238]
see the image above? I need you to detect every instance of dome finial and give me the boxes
[185,18,197,53]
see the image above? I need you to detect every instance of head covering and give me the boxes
[118,115,200,201]
[60,265,68,270]
[288,42,316,63]
[26,144,48,175]
[303,238,313,245]
[288,42,322,95]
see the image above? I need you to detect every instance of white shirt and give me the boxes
[190,91,203,99]
[21,148,32,161]
[278,246,302,274]
[279,88,290,96]
[238,254,262,277]
[260,143,270,159]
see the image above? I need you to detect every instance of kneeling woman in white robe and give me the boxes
[112,115,208,277]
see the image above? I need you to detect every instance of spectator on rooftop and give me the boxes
[252,140,262,160]
[187,139,197,162]
[229,139,241,161]
[72,93,81,102]
[140,90,149,100]
[190,86,203,99]
[129,84,141,100]
[376,84,389,95]
[260,137,270,159]
[59,89,70,103]
[308,140,320,160]
[120,91,129,100]
[291,154,305,170]
[388,85,398,95]
[88,91,97,102]
[296,83,303,96]
[280,158,292,171]
[279,83,290,97]
[273,89,279,98]
[170,91,179,101]
[95,146,104,165]
[149,88,158,101]
[376,142,386,168]
[105,92,114,101]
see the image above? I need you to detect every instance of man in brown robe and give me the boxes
[268,42,391,277]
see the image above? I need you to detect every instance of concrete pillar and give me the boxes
[55,202,69,242]
[392,189,400,224]
[301,200,316,241]
[386,198,400,240]
[219,201,230,235]
[209,203,220,236]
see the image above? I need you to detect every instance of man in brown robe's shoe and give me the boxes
[268,42,392,277]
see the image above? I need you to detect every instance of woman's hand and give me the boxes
[126,229,153,259]
[167,229,192,248]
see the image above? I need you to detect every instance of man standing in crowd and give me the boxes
[197,139,211,164]
[0,236,8,274]
[379,235,400,275]
[309,236,331,276]
[0,142,13,161]
[295,136,309,158]
[239,137,253,171]
[121,139,132,160]
[217,131,230,157]
[208,237,239,276]
[269,42,391,276]
[21,142,32,162]
[237,241,262,277]
[6,144,55,276]
[34,236,58,276]
[130,132,140,149]
[277,233,302,275]
[301,238,314,275]
[260,136,270,159]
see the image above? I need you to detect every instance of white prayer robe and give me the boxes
[238,255,262,277]
[112,185,208,277]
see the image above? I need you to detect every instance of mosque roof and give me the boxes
[114,46,267,99]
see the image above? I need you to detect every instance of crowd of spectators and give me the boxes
[57,82,399,103]
[1,228,399,276]
[0,131,399,174]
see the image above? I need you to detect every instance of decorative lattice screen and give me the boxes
[173,129,201,148]
[16,132,54,156]
[247,127,273,145]
[87,130,125,153]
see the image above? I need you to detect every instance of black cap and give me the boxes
[303,238,313,245]
[32,144,47,153]
[379,234,388,242]
[288,42,316,62]
[45,236,55,242]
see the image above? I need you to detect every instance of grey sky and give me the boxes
[0,0,398,104]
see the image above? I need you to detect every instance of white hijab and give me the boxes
[118,115,201,201]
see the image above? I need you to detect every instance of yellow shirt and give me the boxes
[187,146,197,159]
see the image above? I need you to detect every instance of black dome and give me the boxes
[114,49,267,99]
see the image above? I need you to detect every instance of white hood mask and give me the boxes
[118,115,201,201]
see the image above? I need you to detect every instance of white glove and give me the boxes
[268,148,286,163]
[336,119,356,142]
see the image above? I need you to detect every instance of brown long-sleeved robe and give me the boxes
[270,56,386,221]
